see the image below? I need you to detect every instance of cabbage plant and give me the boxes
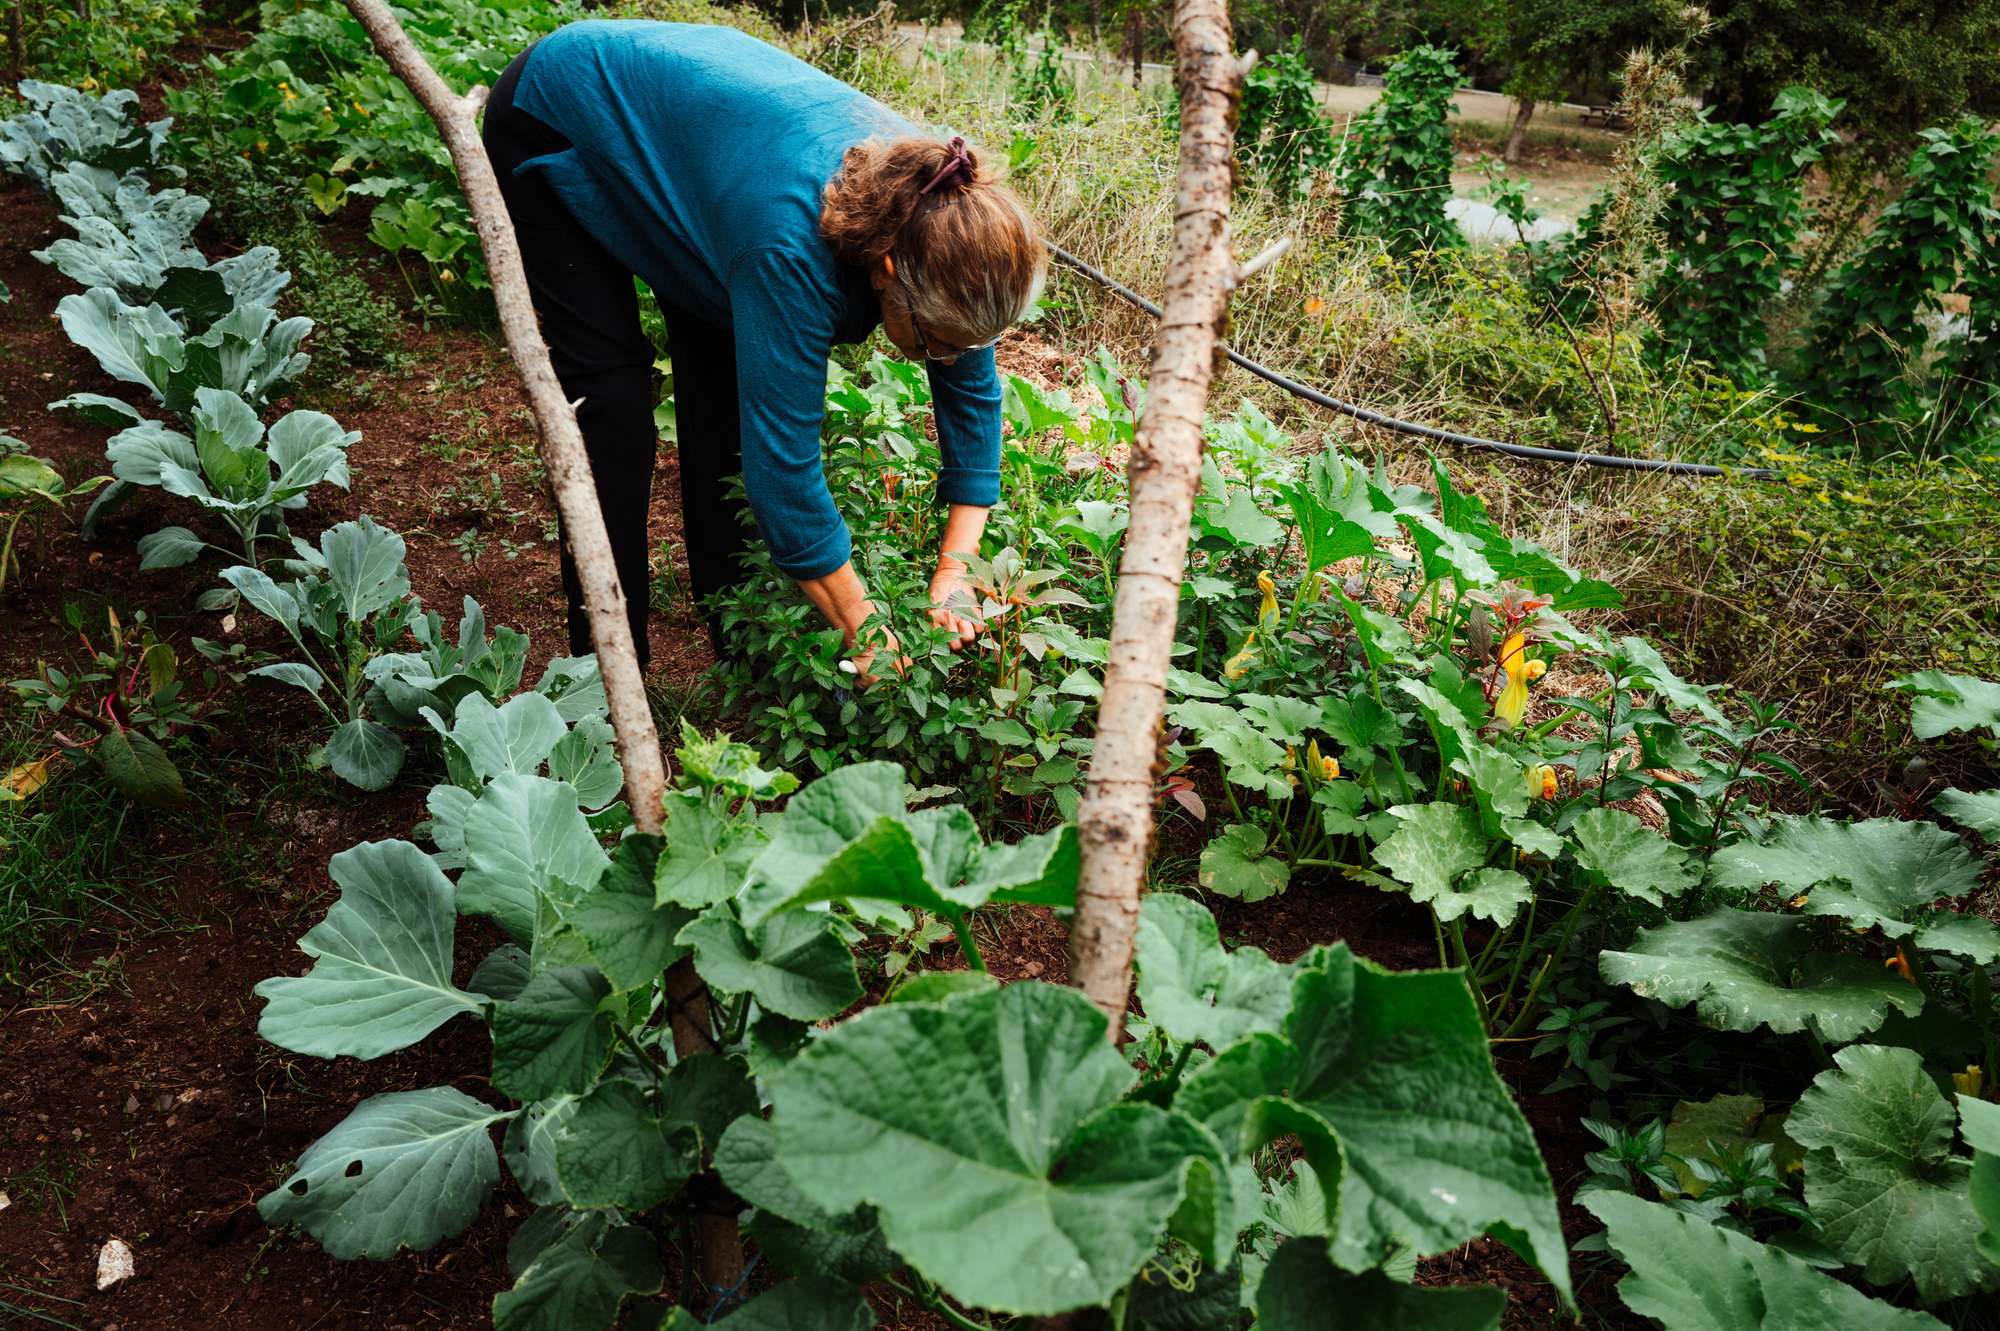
[55,286,311,417]
[98,385,355,572]
[223,515,418,790]
[0,80,170,187]
[33,161,288,311]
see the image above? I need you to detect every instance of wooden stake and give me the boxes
[1069,0,1247,1038]
[335,0,738,1289]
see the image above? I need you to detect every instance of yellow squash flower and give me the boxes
[1884,946,1914,983]
[1951,1065,1983,1098]
[1491,632,1529,730]
[1308,739,1339,781]
[1222,634,1259,681]
[1256,570,1278,628]
[1525,658,1547,681]
[1526,763,1557,800]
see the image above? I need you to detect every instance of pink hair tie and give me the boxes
[919,135,974,196]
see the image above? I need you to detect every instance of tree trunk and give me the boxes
[1504,96,1535,164]
[1069,0,1246,1039]
[335,0,737,1292]
[10,2,26,84]
[1126,5,1143,89]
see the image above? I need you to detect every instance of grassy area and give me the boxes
[0,736,155,985]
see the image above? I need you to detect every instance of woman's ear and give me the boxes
[871,254,896,290]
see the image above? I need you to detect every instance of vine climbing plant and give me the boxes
[1647,86,1842,385]
[1335,43,1463,255]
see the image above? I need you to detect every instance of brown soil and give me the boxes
[0,169,1636,1330]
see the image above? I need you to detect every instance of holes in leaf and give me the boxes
[344,1159,364,1178]
[288,1179,308,1196]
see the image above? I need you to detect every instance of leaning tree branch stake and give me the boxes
[1070,0,1249,1036]
[337,0,737,1286]
[338,0,664,829]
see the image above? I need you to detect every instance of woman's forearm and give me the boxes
[934,503,990,580]
[795,561,875,642]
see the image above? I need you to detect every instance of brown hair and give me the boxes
[820,134,1046,344]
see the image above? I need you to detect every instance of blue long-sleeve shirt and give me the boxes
[510,20,1003,579]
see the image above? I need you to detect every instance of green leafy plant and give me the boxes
[1794,118,2000,452]
[222,515,421,790]
[10,604,214,807]
[55,286,313,418]
[1585,1192,1951,1329]
[1336,45,1464,255]
[1237,43,1337,199]
[0,436,108,594]
[0,79,170,187]
[92,386,357,573]
[32,160,289,309]
[1648,86,1843,384]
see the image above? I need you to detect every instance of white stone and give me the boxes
[96,1238,136,1291]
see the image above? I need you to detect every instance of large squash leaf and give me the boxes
[1283,946,1570,1301]
[1888,670,2000,739]
[765,981,1225,1315]
[1789,1044,1990,1304]
[1710,816,1984,943]
[1962,1095,2000,1270]
[1584,1192,1947,1329]
[741,762,1077,925]
[1569,806,1698,906]
[678,904,862,1022]
[1134,893,1292,1048]
[1599,908,1923,1043]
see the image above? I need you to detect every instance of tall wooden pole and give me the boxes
[335,0,736,1289]
[1070,0,1248,1038]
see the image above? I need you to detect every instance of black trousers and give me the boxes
[485,46,751,667]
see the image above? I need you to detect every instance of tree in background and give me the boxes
[1693,0,2000,158]
[1440,0,1676,161]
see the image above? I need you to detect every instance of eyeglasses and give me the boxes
[896,270,1002,363]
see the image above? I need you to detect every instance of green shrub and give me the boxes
[1237,43,1337,199]
[1648,86,1843,385]
[1793,118,2000,454]
[1336,44,1464,254]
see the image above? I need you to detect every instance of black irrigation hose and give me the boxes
[1048,243,1778,481]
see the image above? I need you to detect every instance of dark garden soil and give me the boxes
[0,174,1638,1330]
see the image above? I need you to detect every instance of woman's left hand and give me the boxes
[928,567,987,651]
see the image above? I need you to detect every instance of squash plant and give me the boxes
[1575,674,2000,1313]
[253,714,1574,1327]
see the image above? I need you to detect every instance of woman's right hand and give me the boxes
[795,562,906,687]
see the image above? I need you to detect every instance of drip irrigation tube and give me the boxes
[1049,243,1777,480]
